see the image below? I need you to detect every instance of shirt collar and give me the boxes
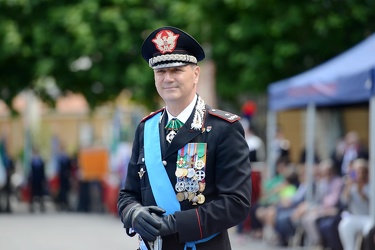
[166,94,197,124]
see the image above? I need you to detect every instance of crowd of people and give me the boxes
[0,141,121,215]
[26,145,80,213]
[240,130,375,250]
[0,138,15,213]
[0,90,374,250]
[1,116,374,250]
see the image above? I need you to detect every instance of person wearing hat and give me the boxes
[117,26,252,250]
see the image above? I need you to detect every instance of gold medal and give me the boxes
[175,168,184,177]
[176,192,185,201]
[182,168,188,177]
[188,192,195,201]
[197,194,205,204]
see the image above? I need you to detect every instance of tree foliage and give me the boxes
[0,0,374,111]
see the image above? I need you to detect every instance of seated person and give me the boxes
[338,158,371,250]
[273,165,307,246]
[249,155,290,239]
[255,165,299,244]
[291,159,343,247]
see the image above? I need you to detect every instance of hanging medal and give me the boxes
[195,143,207,204]
[175,145,188,201]
[175,143,207,205]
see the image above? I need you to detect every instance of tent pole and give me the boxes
[267,110,277,179]
[305,103,316,203]
[370,72,375,227]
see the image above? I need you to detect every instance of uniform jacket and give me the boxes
[118,101,252,250]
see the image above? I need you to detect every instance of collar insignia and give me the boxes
[191,96,205,130]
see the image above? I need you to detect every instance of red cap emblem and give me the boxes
[151,30,180,54]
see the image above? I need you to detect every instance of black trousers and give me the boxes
[317,215,343,250]
[364,226,375,250]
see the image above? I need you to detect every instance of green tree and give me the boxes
[202,0,375,105]
[1,0,374,111]
[0,0,154,110]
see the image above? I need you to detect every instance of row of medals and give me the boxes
[175,158,206,205]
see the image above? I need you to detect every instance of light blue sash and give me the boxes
[144,112,219,248]
[144,112,180,215]
[184,233,218,250]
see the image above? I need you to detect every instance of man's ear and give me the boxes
[194,65,200,84]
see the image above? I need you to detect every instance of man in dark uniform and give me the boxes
[29,148,47,212]
[117,26,252,250]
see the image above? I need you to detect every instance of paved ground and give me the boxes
[0,200,288,250]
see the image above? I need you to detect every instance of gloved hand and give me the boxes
[152,213,178,236]
[122,203,166,241]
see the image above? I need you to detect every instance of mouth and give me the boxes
[163,86,179,90]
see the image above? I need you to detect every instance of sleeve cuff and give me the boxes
[175,209,202,242]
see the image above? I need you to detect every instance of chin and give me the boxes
[163,93,181,101]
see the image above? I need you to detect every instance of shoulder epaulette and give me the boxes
[208,108,241,123]
[140,107,165,122]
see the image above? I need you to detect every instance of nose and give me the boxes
[164,71,174,82]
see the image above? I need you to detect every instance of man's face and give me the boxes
[154,64,200,105]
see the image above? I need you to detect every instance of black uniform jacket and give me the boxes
[118,104,252,250]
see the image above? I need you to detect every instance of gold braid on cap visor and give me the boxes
[149,54,197,69]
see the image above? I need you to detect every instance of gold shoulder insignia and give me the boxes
[141,107,165,122]
[208,109,241,123]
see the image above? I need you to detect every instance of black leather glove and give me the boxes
[122,203,166,241]
[152,213,178,236]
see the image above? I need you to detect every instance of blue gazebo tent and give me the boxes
[267,33,375,226]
